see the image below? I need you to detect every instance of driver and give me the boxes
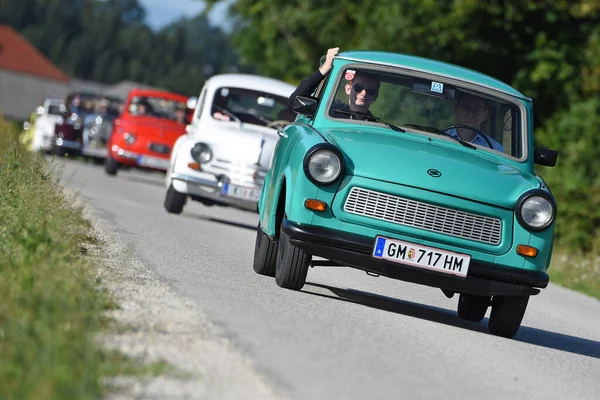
[446,93,504,151]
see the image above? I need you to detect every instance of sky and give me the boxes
[138,0,231,30]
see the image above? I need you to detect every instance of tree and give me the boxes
[204,0,599,125]
[0,0,245,95]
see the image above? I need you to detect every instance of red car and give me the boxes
[105,88,192,176]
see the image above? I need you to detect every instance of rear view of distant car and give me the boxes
[104,89,191,176]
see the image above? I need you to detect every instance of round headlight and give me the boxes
[191,143,212,163]
[123,132,136,144]
[519,195,554,230]
[306,149,342,184]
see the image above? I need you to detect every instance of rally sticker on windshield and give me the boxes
[431,81,444,93]
[345,70,356,81]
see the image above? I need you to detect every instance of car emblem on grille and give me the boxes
[427,169,442,178]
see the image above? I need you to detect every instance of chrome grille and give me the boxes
[344,187,502,245]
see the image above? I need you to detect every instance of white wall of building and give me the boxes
[0,69,68,121]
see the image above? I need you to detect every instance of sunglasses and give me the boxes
[353,83,378,96]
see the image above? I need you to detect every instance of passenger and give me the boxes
[288,47,379,120]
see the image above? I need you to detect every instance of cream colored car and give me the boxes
[164,74,295,214]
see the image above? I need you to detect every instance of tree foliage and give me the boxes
[205,0,598,124]
[0,0,247,96]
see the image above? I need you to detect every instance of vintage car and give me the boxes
[163,74,296,214]
[31,97,66,153]
[254,50,559,338]
[105,89,191,176]
[81,97,122,163]
[52,92,103,157]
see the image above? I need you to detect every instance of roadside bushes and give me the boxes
[535,98,600,250]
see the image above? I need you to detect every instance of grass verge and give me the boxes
[0,119,169,398]
[549,244,600,299]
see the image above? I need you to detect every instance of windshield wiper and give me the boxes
[247,110,273,125]
[401,124,476,150]
[213,105,242,125]
[333,109,405,133]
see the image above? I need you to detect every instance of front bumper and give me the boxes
[111,147,170,170]
[282,219,548,296]
[32,132,55,152]
[171,172,260,212]
[54,138,82,152]
[82,144,107,159]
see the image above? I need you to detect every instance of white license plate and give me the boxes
[222,183,260,201]
[137,155,170,170]
[372,236,470,277]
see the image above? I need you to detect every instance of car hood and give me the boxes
[196,121,279,169]
[122,117,186,142]
[320,127,539,209]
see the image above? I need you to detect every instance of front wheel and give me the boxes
[457,294,490,322]
[275,224,311,290]
[105,155,119,176]
[252,223,277,277]
[53,146,66,157]
[488,295,529,338]
[164,184,186,214]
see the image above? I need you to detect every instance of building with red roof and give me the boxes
[0,25,70,121]
[0,25,167,121]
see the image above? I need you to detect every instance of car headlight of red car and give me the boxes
[123,132,136,144]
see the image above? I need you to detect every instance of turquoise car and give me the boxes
[253,50,558,338]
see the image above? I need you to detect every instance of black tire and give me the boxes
[457,294,490,322]
[164,184,186,214]
[252,223,278,277]
[53,146,66,157]
[488,295,529,338]
[105,155,119,176]
[275,225,311,290]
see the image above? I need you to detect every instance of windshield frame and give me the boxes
[321,62,529,162]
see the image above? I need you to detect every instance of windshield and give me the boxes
[66,94,123,117]
[47,104,64,115]
[327,67,526,158]
[128,96,188,124]
[210,87,294,127]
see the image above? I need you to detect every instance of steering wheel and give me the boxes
[442,124,493,149]
[266,120,292,130]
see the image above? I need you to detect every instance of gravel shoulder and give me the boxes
[88,207,282,400]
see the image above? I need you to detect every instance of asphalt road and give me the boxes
[56,157,599,400]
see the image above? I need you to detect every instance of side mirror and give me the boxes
[534,148,558,167]
[293,96,318,117]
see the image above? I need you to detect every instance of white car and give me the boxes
[31,97,65,152]
[164,74,296,214]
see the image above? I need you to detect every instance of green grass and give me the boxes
[548,244,600,299]
[0,119,172,399]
